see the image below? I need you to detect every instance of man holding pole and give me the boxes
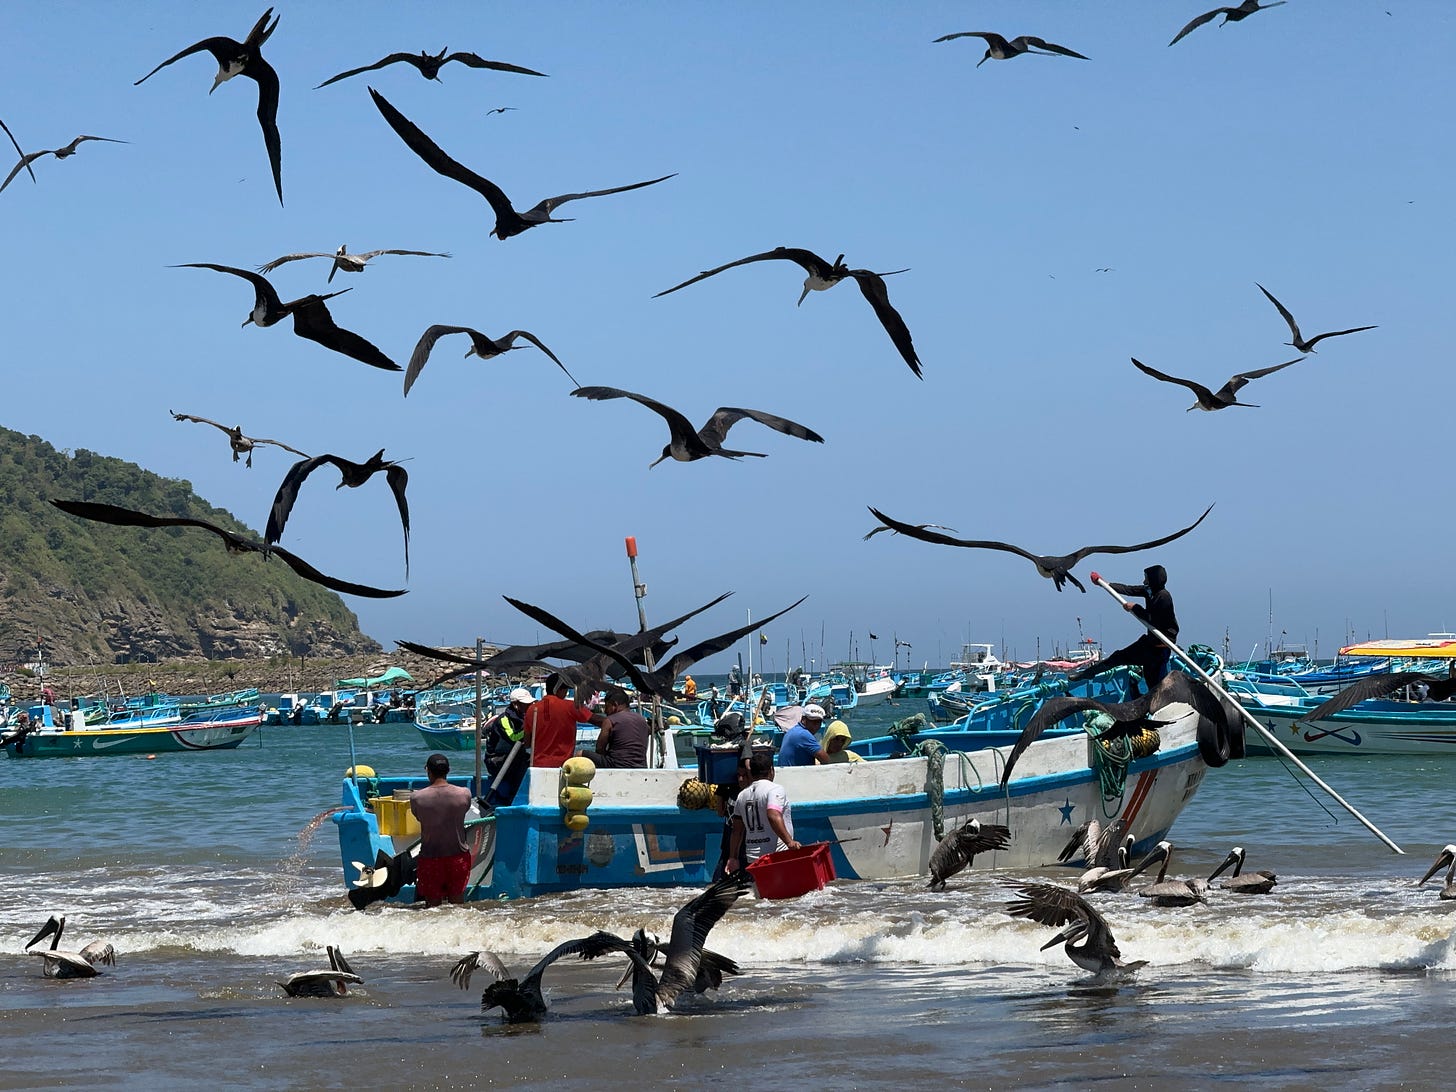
[479,688,536,806]
[1072,564,1177,688]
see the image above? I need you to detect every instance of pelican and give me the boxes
[134,7,283,204]
[450,931,635,1022]
[1006,883,1145,977]
[1170,2,1286,47]
[571,386,823,467]
[1131,356,1305,412]
[370,88,673,240]
[1418,845,1456,900]
[258,245,451,283]
[25,915,115,978]
[266,451,410,575]
[1208,846,1277,894]
[866,503,1215,593]
[928,818,1011,891]
[170,411,308,467]
[933,31,1089,66]
[653,247,921,378]
[1132,841,1210,907]
[278,946,361,997]
[1059,818,1139,892]
[1,134,127,195]
[317,48,546,88]
[1256,284,1377,354]
[405,324,578,395]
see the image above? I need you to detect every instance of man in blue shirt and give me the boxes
[779,703,829,766]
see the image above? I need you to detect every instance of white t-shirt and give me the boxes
[733,778,792,862]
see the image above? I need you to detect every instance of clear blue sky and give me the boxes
[3,2,1452,672]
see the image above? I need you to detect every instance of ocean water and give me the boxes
[3,700,1455,1090]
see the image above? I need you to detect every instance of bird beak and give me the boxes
[977,54,990,68]
[1040,922,1084,950]
[1419,849,1454,885]
[1208,851,1239,881]
[241,317,254,328]
[649,454,668,468]
[797,285,811,306]
[1127,842,1169,879]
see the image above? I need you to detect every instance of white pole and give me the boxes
[1090,571,1403,855]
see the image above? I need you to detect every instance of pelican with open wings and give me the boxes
[1006,883,1145,977]
[170,411,307,467]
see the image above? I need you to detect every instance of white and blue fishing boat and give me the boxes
[4,701,263,758]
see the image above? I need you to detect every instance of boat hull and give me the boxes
[5,708,263,758]
[1241,700,1456,755]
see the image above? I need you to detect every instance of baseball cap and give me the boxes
[803,703,827,720]
[508,688,536,704]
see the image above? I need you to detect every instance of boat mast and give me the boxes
[624,536,666,766]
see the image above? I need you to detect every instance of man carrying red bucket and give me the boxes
[724,752,799,875]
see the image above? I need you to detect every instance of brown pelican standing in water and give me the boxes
[1208,846,1278,894]
[1006,883,1146,977]
[1132,841,1210,906]
[928,818,1011,891]
[450,932,635,1022]
[1418,845,1456,900]
[25,916,115,978]
[278,946,361,997]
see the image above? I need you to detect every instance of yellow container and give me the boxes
[371,796,420,838]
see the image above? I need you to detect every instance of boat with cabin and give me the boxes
[3,700,263,758]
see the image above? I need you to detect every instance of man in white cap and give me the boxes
[479,687,537,807]
[778,703,830,766]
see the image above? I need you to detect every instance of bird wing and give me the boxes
[1169,8,1227,46]
[265,454,339,546]
[289,296,400,371]
[244,57,283,204]
[396,640,486,668]
[932,31,1005,46]
[403,325,476,395]
[1094,818,1129,868]
[446,52,549,77]
[698,407,825,448]
[449,949,509,990]
[1057,502,1216,568]
[954,822,1012,859]
[169,412,233,435]
[1302,325,1378,350]
[384,463,411,576]
[525,173,677,220]
[134,36,242,85]
[653,597,807,688]
[1216,356,1305,400]
[503,598,655,694]
[865,507,1041,565]
[848,270,921,378]
[0,115,36,185]
[1,151,53,194]
[1131,358,1215,404]
[1006,882,1118,953]
[570,386,702,448]
[369,88,518,225]
[1003,697,1123,790]
[653,247,836,299]
[356,248,452,261]
[1255,283,1304,343]
[1301,671,1440,721]
[280,970,362,997]
[315,53,418,89]
[521,931,634,993]
[52,499,243,544]
[658,873,751,1005]
[249,435,311,459]
[1016,37,1089,58]
[1059,819,1097,864]
[256,252,333,274]
[79,941,116,967]
[59,135,128,154]
[267,543,407,598]
[496,330,579,386]
[175,262,285,316]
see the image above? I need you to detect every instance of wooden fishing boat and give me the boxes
[3,702,263,758]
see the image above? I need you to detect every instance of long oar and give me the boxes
[1090,572,1403,854]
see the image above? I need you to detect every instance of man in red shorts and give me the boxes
[409,753,473,907]
[526,672,607,769]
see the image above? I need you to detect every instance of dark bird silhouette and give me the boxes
[52,499,405,599]
[1208,846,1277,894]
[1256,284,1377,353]
[1006,883,1145,977]
[278,945,362,997]
[406,325,578,395]
[266,451,410,575]
[865,503,1215,593]
[1302,671,1456,722]
[0,115,35,185]
[933,31,1090,65]
[370,88,674,240]
[999,671,1235,787]
[170,411,308,467]
[317,48,546,88]
[1170,2,1286,46]
[449,931,634,1023]
[863,521,957,541]
[928,819,1011,890]
[653,247,921,378]
[25,916,115,979]
[134,7,283,204]
[504,594,807,699]
[571,386,823,467]
[174,263,399,372]
[486,106,517,116]
[1418,845,1456,900]
[258,244,450,283]
[1131,355,1305,411]
[1,134,127,194]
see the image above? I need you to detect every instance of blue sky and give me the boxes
[3,2,1452,672]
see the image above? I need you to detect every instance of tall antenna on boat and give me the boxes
[473,636,486,796]
[624,536,667,766]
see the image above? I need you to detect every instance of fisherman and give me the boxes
[683,675,698,700]
[778,703,830,766]
[578,686,651,768]
[820,720,862,764]
[725,751,800,873]
[1071,564,1178,689]
[479,688,536,806]
[728,663,744,698]
[409,753,473,907]
[526,672,608,770]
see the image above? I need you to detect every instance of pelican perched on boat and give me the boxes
[1208,846,1277,894]
[278,945,362,997]
[927,818,1011,891]
[1418,845,1456,900]
[1006,883,1146,977]
[25,915,115,978]
[1132,841,1210,907]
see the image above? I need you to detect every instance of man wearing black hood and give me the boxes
[1070,564,1177,688]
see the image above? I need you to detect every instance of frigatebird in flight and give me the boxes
[1170,2,1286,47]
[266,451,411,576]
[933,31,1089,66]
[1131,356,1304,411]
[1,134,126,195]
[1256,284,1377,354]
[406,325,578,395]
[317,48,545,88]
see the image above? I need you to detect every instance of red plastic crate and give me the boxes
[746,841,836,899]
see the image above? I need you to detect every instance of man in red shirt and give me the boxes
[527,672,607,769]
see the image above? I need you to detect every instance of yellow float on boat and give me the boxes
[560,757,596,829]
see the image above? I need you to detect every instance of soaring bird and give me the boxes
[1131,356,1304,411]
[1418,845,1456,900]
[1208,846,1277,894]
[928,818,1011,891]
[266,451,410,575]
[0,115,35,186]
[504,594,807,699]
[864,521,957,542]
[370,88,674,240]
[654,247,921,378]
[258,245,451,283]
[317,47,546,88]
[571,386,823,467]
[170,411,308,467]
[865,503,1215,593]
[405,325,578,395]
[933,31,1089,66]
[278,946,362,997]
[1256,284,1377,354]
[25,916,115,979]
[174,264,399,372]
[1006,883,1145,977]
[1170,2,1286,46]
[1,134,127,195]
[1131,841,1210,906]
[449,931,635,1023]
[51,499,406,599]
[134,7,283,204]
[1302,671,1456,723]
